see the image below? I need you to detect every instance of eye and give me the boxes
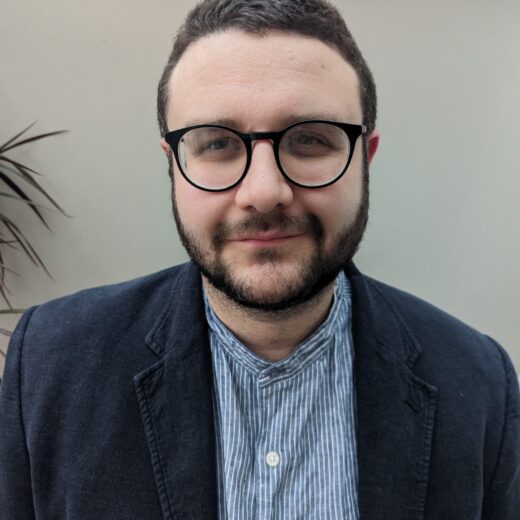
[184,128,244,159]
[283,130,334,157]
[281,123,347,158]
[204,138,233,151]
[291,133,329,146]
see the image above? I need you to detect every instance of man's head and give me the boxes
[157,0,377,137]
[158,0,379,312]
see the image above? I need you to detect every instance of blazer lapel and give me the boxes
[347,263,438,520]
[133,263,218,520]
[132,261,438,519]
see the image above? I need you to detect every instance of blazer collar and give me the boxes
[346,262,438,519]
[134,261,438,519]
[134,262,218,519]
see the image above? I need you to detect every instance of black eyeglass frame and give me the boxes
[163,120,367,192]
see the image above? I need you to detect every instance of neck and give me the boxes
[202,276,335,362]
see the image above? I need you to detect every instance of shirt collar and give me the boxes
[203,272,351,381]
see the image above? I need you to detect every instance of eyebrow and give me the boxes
[183,117,239,128]
[182,112,353,131]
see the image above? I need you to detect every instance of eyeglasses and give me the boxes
[163,120,367,192]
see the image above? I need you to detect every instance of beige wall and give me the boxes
[1,0,519,374]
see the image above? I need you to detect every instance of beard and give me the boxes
[169,156,369,313]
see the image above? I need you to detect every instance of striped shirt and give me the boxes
[204,271,358,519]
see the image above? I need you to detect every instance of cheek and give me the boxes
[309,175,362,229]
[333,156,365,218]
[174,174,232,234]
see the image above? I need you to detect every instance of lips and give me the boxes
[227,231,306,249]
[231,232,303,242]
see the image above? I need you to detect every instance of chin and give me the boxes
[203,252,340,312]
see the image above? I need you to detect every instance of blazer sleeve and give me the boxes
[482,338,520,519]
[0,308,37,520]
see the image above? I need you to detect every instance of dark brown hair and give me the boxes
[157,0,377,136]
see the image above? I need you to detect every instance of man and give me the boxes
[1,0,518,518]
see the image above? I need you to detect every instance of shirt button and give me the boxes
[265,451,280,467]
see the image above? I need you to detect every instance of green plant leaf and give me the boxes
[0,175,52,230]
[0,211,46,270]
[0,155,42,176]
[0,240,18,249]
[0,122,36,151]
[0,191,51,212]
[0,282,12,308]
[0,248,6,304]
[0,128,68,154]
[0,124,66,312]
[0,261,18,276]
[0,158,68,214]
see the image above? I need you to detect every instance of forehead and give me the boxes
[167,30,362,130]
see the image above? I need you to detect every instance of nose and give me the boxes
[234,140,294,213]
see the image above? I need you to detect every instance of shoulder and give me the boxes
[4,262,203,418]
[357,272,520,509]
[366,274,509,359]
[9,262,198,377]
[365,275,488,341]
[360,273,517,398]
[21,262,192,335]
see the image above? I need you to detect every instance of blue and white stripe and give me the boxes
[205,271,358,519]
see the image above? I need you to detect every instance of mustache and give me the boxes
[213,213,324,246]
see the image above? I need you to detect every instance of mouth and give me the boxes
[229,232,306,246]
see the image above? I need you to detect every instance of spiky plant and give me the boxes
[0,123,67,354]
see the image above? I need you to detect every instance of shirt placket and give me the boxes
[255,367,289,520]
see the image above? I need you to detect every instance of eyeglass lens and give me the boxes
[177,122,352,190]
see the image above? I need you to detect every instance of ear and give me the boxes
[366,128,380,165]
[160,138,171,158]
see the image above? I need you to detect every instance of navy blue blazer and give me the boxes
[1,261,519,519]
